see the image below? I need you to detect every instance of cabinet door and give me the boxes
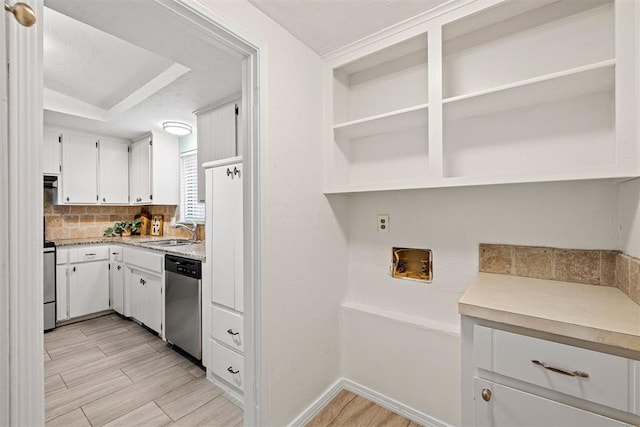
[56,265,68,321]
[232,164,243,312]
[142,273,162,334]
[69,261,109,318]
[130,137,151,204]
[129,270,144,321]
[43,129,61,175]
[473,379,628,427]
[99,139,129,204]
[211,165,238,309]
[61,133,98,204]
[110,262,124,315]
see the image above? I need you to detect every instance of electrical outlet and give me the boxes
[377,214,389,232]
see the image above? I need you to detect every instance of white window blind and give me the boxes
[179,151,205,222]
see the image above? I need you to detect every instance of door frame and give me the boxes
[3,0,266,424]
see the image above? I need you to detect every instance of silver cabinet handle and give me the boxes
[227,366,239,374]
[227,329,239,336]
[531,360,589,378]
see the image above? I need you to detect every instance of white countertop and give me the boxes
[53,235,206,260]
[459,273,640,352]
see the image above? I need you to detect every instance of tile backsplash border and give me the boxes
[479,243,639,305]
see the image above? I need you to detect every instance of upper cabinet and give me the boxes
[196,99,239,201]
[43,129,61,176]
[99,138,130,205]
[324,0,639,193]
[130,131,179,205]
[61,133,98,204]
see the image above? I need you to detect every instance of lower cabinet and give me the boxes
[68,259,110,318]
[56,248,69,322]
[474,379,628,427]
[128,269,162,334]
[110,261,124,315]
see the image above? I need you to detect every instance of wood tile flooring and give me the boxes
[306,390,421,427]
[44,314,243,427]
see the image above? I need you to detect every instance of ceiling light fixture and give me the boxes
[162,121,192,136]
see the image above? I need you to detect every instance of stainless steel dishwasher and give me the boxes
[165,254,202,360]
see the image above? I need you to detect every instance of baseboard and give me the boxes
[288,377,454,427]
[287,378,344,427]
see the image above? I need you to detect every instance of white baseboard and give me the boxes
[288,377,454,427]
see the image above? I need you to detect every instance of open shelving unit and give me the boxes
[323,0,639,194]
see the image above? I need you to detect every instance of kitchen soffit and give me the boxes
[247,0,451,56]
[43,1,243,140]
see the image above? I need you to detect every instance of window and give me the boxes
[179,150,205,223]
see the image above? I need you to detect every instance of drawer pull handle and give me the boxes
[227,329,239,336]
[227,366,239,374]
[85,253,96,256]
[531,360,589,378]
[481,388,491,402]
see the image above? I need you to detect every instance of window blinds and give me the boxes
[180,151,205,222]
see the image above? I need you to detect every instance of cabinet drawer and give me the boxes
[474,326,631,412]
[123,247,163,273]
[69,246,109,263]
[110,246,123,262]
[56,248,69,265]
[211,340,244,392]
[212,306,244,353]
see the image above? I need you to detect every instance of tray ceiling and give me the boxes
[43,1,243,140]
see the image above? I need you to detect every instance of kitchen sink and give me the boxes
[143,239,198,247]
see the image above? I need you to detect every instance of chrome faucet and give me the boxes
[172,220,198,241]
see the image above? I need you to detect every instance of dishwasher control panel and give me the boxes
[165,254,202,279]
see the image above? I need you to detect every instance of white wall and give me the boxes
[343,179,620,426]
[192,1,349,425]
[620,178,640,258]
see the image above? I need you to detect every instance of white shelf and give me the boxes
[443,60,615,121]
[333,103,429,140]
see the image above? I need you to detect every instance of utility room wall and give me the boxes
[43,188,204,240]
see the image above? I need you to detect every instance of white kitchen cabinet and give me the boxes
[69,259,110,318]
[208,160,243,312]
[473,379,628,427]
[61,132,98,204]
[110,261,124,315]
[128,269,162,334]
[130,131,179,205]
[325,0,639,193]
[99,138,130,204]
[56,248,69,322]
[196,99,239,201]
[463,320,640,426]
[43,129,61,176]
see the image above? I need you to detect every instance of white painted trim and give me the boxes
[288,378,454,427]
[342,301,461,337]
[202,155,243,169]
[287,378,344,427]
[6,0,45,424]
[194,91,241,115]
[0,5,9,424]
[342,379,455,427]
[161,1,268,424]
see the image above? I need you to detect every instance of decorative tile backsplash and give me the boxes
[44,188,204,241]
[479,243,640,305]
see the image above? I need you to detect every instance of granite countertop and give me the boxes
[53,235,206,260]
[459,272,640,352]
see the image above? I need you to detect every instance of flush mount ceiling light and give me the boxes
[162,121,192,136]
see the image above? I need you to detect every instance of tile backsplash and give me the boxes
[479,243,639,305]
[44,189,204,241]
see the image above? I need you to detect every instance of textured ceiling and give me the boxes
[43,1,243,140]
[247,0,451,55]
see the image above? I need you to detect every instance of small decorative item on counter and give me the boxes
[135,212,151,235]
[151,215,164,236]
[103,218,143,237]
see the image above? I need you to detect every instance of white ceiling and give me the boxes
[247,0,452,56]
[43,0,243,140]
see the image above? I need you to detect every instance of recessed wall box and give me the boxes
[391,247,432,283]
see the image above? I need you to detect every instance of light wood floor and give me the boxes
[44,313,243,427]
[306,390,422,427]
